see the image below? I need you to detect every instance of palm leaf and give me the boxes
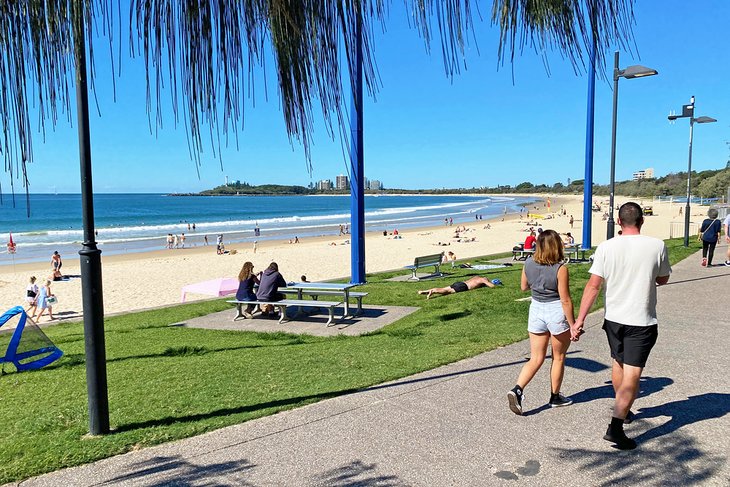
[0,0,635,198]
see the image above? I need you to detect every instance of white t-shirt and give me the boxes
[589,234,671,326]
[724,214,730,233]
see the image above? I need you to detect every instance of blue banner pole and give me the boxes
[350,9,366,284]
[582,37,596,251]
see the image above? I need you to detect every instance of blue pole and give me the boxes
[350,10,366,284]
[582,38,596,251]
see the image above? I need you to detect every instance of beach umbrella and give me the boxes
[180,278,239,303]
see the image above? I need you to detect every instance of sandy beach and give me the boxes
[0,194,697,323]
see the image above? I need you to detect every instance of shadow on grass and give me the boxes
[554,430,723,486]
[43,339,308,371]
[315,460,407,486]
[440,310,472,321]
[116,354,604,433]
[102,455,256,486]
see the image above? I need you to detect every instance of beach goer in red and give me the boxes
[524,231,537,250]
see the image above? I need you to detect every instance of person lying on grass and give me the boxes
[417,276,502,299]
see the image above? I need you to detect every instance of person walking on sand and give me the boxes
[25,276,39,316]
[572,202,671,450]
[180,233,186,249]
[507,230,575,416]
[34,279,55,322]
[417,275,499,299]
[173,234,179,249]
[253,240,258,254]
[569,215,574,228]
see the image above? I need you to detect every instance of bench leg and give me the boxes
[326,307,335,327]
[410,269,418,280]
[355,297,363,316]
[278,305,289,324]
[233,304,244,322]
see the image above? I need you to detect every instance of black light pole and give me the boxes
[607,52,620,240]
[72,0,110,435]
[606,51,659,240]
[668,97,717,247]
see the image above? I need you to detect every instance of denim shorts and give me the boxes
[527,299,569,335]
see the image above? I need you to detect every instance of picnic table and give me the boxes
[285,282,361,317]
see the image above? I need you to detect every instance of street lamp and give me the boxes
[607,51,658,239]
[668,96,717,247]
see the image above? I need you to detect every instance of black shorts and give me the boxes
[450,281,468,293]
[603,319,658,368]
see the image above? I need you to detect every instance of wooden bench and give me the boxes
[404,252,444,280]
[280,289,368,315]
[227,299,342,326]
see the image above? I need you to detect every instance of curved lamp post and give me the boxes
[668,96,717,247]
[606,51,658,239]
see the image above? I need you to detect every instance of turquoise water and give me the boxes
[0,193,535,264]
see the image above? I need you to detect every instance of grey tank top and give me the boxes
[524,259,562,302]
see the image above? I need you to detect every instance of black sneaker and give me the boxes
[603,425,637,450]
[507,390,523,415]
[724,261,730,267]
[549,393,573,408]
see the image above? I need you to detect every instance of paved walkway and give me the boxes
[12,247,730,486]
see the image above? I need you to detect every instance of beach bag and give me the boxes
[26,289,36,298]
[46,296,58,306]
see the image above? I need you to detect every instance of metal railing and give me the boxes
[669,221,698,239]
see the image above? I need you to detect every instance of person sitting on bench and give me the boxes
[524,230,537,250]
[257,262,287,316]
[417,276,502,299]
[234,261,259,319]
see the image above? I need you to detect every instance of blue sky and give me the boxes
[15,1,730,193]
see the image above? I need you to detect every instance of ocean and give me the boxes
[0,193,537,265]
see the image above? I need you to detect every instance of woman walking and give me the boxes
[34,279,55,322]
[508,229,575,415]
[25,276,39,316]
[698,208,722,267]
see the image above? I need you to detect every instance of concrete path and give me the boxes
[11,247,730,486]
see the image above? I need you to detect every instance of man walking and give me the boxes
[572,202,671,450]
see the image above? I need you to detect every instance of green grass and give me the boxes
[0,238,700,483]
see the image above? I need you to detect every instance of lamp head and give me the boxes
[620,64,658,79]
[694,116,717,124]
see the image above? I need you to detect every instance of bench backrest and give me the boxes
[414,253,444,267]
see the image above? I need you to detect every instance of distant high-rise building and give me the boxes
[369,179,382,191]
[316,179,333,190]
[364,177,369,190]
[336,174,349,190]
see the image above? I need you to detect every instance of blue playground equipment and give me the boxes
[0,306,63,372]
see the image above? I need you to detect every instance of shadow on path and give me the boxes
[101,454,256,486]
[635,393,730,443]
[314,460,407,487]
[570,376,673,406]
[555,430,724,487]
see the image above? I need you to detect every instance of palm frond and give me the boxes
[0,0,635,201]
